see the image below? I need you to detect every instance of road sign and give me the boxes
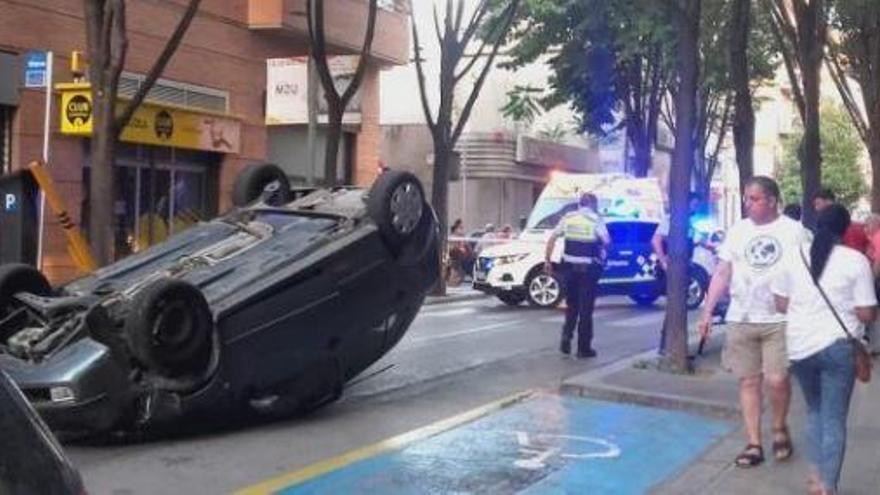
[4,193,17,212]
[24,51,48,88]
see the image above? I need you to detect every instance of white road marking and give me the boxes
[408,321,520,345]
[418,307,477,318]
[607,312,665,328]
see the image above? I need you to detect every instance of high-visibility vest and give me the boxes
[562,212,601,263]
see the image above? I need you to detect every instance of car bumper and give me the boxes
[0,339,133,431]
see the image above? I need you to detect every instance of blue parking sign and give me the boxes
[24,51,48,88]
[4,193,18,212]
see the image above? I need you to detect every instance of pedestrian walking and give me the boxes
[544,192,610,358]
[771,204,877,495]
[698,176,809,468]
[813,188,868,253]
[862,214,880,355]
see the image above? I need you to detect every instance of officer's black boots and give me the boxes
[576,349,597,359]
[560,339,571,355]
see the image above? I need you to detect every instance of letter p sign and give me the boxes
[4,193,17,212]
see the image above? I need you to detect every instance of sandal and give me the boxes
[735,444,764,468]
[772,426,794,461]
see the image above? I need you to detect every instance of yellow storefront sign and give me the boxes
[59,84,241,154]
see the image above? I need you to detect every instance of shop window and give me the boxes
[83,144,217,260]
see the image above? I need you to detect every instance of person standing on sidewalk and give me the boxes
[698,176,808,468]
[545,192,610,358]
[771,204,877,495]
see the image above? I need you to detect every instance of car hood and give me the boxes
[479,234,546,258]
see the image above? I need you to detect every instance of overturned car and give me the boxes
[0,166,439,432]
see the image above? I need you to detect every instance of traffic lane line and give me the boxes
[241,394,735,494]
[234,390,536,495]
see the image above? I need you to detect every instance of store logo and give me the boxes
[154,110,174,140]
[66,95,92,127]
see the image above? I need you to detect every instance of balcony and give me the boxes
[248,0,410,65]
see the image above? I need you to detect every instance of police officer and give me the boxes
[544,192,610,358]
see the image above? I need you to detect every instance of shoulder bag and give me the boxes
[800,249,873,383]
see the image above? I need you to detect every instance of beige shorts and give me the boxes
[722,322,789,378]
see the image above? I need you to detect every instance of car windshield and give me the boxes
[526,198,578,230]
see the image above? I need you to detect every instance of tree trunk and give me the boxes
[870,134,880,213]
[730,0,754,216]
[88,93,117,266]
[665,0,701,370]
[631,133,652,178]
[431,140,451,296]
[800,58,822,227]
[324,105,343,185]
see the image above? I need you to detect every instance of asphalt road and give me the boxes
[65,295,668,495]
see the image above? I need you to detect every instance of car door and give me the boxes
[600,221,659,294]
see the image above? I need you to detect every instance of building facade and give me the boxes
[0,0,409,283]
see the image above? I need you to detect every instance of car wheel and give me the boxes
[686,267,709,310]
[497,292,525,306]
[231,163,291,207]
[367,170,426,251]
[0,264,51,319]
[630,293,660,306]
[526,271,563,308]
[125,279,214,378]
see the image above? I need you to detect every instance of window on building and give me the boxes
[82,144,219,260]
[0,105,12,174]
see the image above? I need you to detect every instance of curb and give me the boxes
[559,329,741,421]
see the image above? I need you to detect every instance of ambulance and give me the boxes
[472,172,718,308]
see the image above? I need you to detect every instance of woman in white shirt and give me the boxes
[772,204,877,495]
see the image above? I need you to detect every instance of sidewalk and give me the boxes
[423,284,486,306]
[561,325,880,495]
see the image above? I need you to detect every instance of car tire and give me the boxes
[630,293,660,307]
[231,163,291,207]
[687,266,709,310]
[525,270,563,308]
[367,170,426,251]
[0,264,51,318]
[497,292,525,306]
[125,279,214,378]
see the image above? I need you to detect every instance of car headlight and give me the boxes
[494,253,529,266]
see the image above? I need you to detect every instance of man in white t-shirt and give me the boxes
[698,176,809,468]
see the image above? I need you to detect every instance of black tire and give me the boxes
[124,279,214,378]
[497,292,525,306]
[367,170,426,250]
[525,269,564,308]
[0,264,51,318]
[231,163,291,207]
[630,293,660,307]
[686,266,710,310]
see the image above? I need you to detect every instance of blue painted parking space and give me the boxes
[261,395,734,494]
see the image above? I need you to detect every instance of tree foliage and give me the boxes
[826,1,880,212]
[778,101,867,209]
[497,0,676,177]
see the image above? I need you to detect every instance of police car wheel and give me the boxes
[526,272,563,308]
[686,268,709,310]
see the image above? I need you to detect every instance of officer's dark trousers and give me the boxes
[562,262,603,353]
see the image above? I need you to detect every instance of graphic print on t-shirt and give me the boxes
[745,235,783,270]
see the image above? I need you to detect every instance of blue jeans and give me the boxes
[790,339,856,491]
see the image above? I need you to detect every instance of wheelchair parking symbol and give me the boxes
[497,430,622,470]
